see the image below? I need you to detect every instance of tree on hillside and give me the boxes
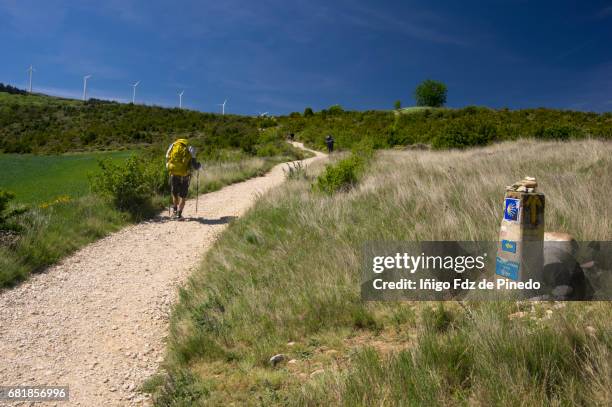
[328,104,343,115]
[394,100,401,110]
[304,107,314,117]
[414,79,447,107]
[0,83,27,95]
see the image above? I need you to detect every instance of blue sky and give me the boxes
[1,0,611,114]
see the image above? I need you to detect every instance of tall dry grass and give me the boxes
[361,139,610,240]
[152,139,611,406]
[194,157,275,194]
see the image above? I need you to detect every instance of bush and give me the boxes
[394,100,402,110]
[304,107,314,117]
[328,104,344,115]
[414,79,448,107]
[0,190,28,231]
[431,120,494,149]
[90,155,163,217]
[316,144,373,194]
[540,125,583,140]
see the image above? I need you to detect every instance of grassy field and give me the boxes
[151,139,611,405]
[0,150,134,204]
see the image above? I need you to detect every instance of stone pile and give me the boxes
[505,176,537,193]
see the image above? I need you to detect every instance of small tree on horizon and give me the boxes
[328,104,344,115]
[394,100,401,110]
[304,107,314,117]
[414,79,447,107]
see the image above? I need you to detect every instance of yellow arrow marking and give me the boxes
[524,195,542,226]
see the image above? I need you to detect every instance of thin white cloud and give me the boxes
[338,2,470,46]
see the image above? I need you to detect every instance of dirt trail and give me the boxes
[0,142,324,406]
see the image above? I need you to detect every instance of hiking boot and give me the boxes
[177,211,183,220]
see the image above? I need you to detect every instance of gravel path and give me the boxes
[0,143,324,406]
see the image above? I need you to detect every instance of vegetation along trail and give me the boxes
[0,142,325,406]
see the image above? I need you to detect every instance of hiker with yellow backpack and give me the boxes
[165,138,202,219]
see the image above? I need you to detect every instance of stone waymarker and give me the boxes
[496,177,545,283]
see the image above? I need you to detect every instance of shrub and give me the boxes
[257,117,276,128]
[90,155,163,217]
[540,125,583,140]
[304,107,314,117]
[394,100,402,110]
[328,104,344,115]
[431,120,494,149]
[316,151,370,194]
[414,79,448,107]
[0,190,28,232]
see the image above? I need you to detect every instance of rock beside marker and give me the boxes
[506,176,538,192]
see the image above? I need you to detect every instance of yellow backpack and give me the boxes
[167,139,191,176]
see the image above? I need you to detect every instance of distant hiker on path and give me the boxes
[166,138,201,219]
[325,134,334,153]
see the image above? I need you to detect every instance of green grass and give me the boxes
[396,106,446,114]
[296,302,611,406]
[0,195,129,286]
[152,139,611,405]
[0,150,134,204]
[0,91,81,107]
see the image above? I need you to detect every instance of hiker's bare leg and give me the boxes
[178,197,186,212]
[172,195,180,208]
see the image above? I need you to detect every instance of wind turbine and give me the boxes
[82,75,92,101]
[218,99,227,115]
[178,90,184,109]
[26,65,35,93]
[131,81,140,104]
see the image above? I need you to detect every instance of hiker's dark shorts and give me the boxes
[170,175,190,198]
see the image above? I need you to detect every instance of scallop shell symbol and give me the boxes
[505,200,518,219]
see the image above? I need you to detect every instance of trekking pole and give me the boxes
[196,170,199,214]
[168,175,172,217]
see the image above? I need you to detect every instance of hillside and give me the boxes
[3,88,612,156]
[279,106,612,151]
[153,139,611,405]
[0,89,277,155]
